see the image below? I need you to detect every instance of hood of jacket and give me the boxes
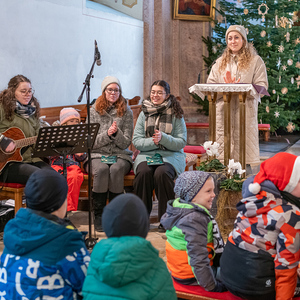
[3,208,84,262]
[238,176,282,218]
[88,236,160,288]
[160,198,211,231]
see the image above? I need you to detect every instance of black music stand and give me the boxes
[33,124,99,170]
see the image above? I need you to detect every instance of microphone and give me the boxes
[197,59,217,83]
[94,40,101,66]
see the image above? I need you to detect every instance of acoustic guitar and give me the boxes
[0,127,37,172]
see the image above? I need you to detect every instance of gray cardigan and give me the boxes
[88,104,133,164]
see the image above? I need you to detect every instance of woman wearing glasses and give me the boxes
[0,75,53,184]
[132,80,187,229]
[86,76,133,231]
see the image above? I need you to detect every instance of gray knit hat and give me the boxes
[174,171,211,202]
[101,76,122,93]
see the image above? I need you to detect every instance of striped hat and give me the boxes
[60,107,80,125]
[249,152,300,194]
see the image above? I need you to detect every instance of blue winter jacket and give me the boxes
[0,208,90,299]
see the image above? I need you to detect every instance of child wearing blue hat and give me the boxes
[160,171,226,293]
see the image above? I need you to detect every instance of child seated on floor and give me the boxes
[220,152,300,300]
[0,169,90,299]
[82,193,177,300]
[51,107,86,212]
[160,171,227,293]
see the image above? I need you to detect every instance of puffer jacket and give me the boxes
[82,236,177,300]
[160,198,224,291]
[0,208,90,299]
[220,176,300,300]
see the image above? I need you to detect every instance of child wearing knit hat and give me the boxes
[220,152,300,300]
[50,107,86,213]
[0,169,90,298]
[82,193,177,299]
[160,171,226,293]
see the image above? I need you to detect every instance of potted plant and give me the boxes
[216,159,246,240]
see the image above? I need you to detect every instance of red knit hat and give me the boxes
[249,152,300,194]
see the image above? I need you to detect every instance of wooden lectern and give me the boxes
[189,83,269,170]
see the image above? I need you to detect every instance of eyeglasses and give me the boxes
[19,89,34,96]
[150,90,166,96]
[106,88,120,94]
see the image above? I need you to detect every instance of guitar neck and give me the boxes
[15,136,37,148]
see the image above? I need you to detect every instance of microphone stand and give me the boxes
[77,46,98,250]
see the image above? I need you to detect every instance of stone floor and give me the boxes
[1,133,300,259]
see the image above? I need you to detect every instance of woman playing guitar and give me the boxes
[0,75,53,184]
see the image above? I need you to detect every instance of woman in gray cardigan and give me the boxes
[87,76,133,231]
[132,80,187,228]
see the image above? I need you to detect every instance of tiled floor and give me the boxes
[1,134,300,259]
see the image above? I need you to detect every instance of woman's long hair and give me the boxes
[95,89,127,117]
[0,74,40,121]
[147,80,184,119]
[218,39,257,73]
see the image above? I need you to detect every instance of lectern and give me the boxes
[189,83,269,170]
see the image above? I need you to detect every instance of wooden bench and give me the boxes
[186,122,271,142]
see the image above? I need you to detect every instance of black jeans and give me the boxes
[133,161,176,220]
[0,161,54,184]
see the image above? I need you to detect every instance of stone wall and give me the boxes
[143,0,211,145]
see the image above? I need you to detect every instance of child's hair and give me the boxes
[102,193,149,238]
[174,171,212,202]
[60,107,80,125]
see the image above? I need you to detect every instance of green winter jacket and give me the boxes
[0,105,41,163]
[82,236,177,300]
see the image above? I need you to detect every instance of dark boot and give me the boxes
[92,191,107,232]
[108,191,123,202]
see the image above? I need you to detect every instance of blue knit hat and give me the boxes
[174,171,211,202]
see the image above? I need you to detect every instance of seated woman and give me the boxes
[0,74,53,184]
[132,80,187,227]
[86,76,133,231]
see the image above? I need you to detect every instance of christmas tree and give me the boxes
[201,0,300,133]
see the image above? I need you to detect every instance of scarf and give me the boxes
[15,100,36,118]
[280,191,300,209]
[142,99,173,150]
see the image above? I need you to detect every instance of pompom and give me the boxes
[249,182,261,194]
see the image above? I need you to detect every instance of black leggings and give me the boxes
[0,161,54,184]
[133,161,176,220]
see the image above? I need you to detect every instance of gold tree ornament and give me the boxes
[260,30,266,37]
[267,41,272,47]
[244,9,249,15]
[279,16,289,28]
[296,75,300,88]
[274,111,280,118]
[278,45,284,53]
[286,122,295,133]
[266,106,270,113]
[272,90,276,94]
[281,87,288,94]
[287,59,293,66]
[296,62,300,69]
[285,32,290,42]
[282,65,287,71]
[258,3,269,22]
[295,38,300,45]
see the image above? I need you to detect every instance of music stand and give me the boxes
[33,124,99,167]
